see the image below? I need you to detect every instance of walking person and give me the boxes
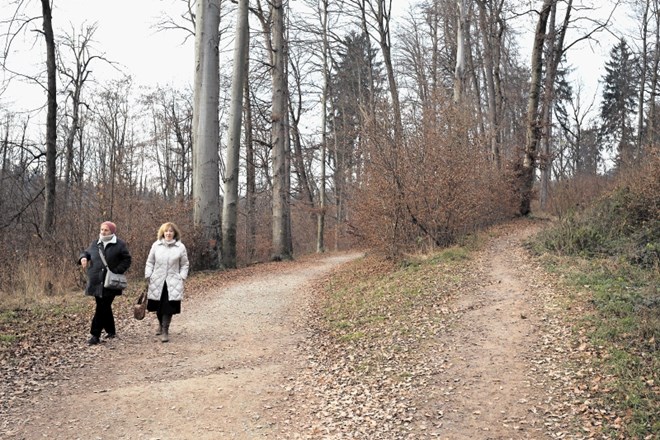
[145,222,189,342]
[78,221,132,345]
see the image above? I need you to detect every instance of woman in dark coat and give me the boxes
[78,221,132,345]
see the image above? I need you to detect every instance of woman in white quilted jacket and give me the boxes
[145,222,190,342]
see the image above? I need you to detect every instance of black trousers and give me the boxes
[90,295,116,337]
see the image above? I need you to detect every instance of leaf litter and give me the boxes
[0,219,633,439]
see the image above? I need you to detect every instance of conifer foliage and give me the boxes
[599,38,639,167]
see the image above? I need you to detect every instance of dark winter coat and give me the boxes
[78,236,132,298]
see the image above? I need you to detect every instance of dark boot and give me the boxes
[161,314,171,342]
[156,314,163,335]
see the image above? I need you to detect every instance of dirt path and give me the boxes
[3,253,361,440]
[433,224,554,438]
[273,221,576,440]
[3,222,578,439]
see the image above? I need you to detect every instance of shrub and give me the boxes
[351,94,518,258]
[537,153,660,269]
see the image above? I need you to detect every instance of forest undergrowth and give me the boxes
[530,156,659,438]
[1,156,658,438]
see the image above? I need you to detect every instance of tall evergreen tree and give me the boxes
[329,31,383,157]
[599,38,638,167]
[328,31,384,238]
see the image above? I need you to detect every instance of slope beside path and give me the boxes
[274,220,583,439]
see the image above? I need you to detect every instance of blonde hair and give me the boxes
[157,222,181,241]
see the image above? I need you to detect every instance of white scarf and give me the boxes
[98,234,117,248]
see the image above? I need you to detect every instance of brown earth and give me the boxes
[1,221,589,439]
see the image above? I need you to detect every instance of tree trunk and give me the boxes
[453,0,468,103]
[520,0,554,216]
[647,2,660,150]
[222,0,249,268]
[636,0,650,156]
[375,0,403,144]
[41,0,57,236]
[356,0,377,117]
[317,0,330,254]
[539,2,558,209]
[539,0,571,209]
[283,55,293,256]
[271,0,292,261]
[63,83,80,204]
[288,61,314,208]
[193,0,222,269]
[476,0,504,169]
[244,42,256,264]
[1,117,8,180]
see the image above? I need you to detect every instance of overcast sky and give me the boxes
[1,0,194,111]
[0,0,632,115]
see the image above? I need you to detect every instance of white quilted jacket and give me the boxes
[145,240,190,301]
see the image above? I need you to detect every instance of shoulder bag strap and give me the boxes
[97,243,110,269]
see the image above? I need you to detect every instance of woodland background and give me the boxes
[0,0,658,295]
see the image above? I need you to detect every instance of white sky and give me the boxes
[0,0,634,115]
[1,0,193,111]
[62,0,195,87]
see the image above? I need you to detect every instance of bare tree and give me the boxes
[244,54,256,263]
[647,0,660,149]
[520,0,553,216]
[539,0,570,208]
[453,0,469,103]
[58,23,103,203]
[475,0,506,168]
[318,0,331,253]
[222,0,249,268]
[270,0,292,260]
[40,0,57,235]
[141,87,193,199]
[631,0,660,154]
[555,80,599,176]
[193,0,222,269]
[355,0,402,141]
[92,77,133,218]
[287,35,315,211]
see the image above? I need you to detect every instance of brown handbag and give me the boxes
[133,289,147,320]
